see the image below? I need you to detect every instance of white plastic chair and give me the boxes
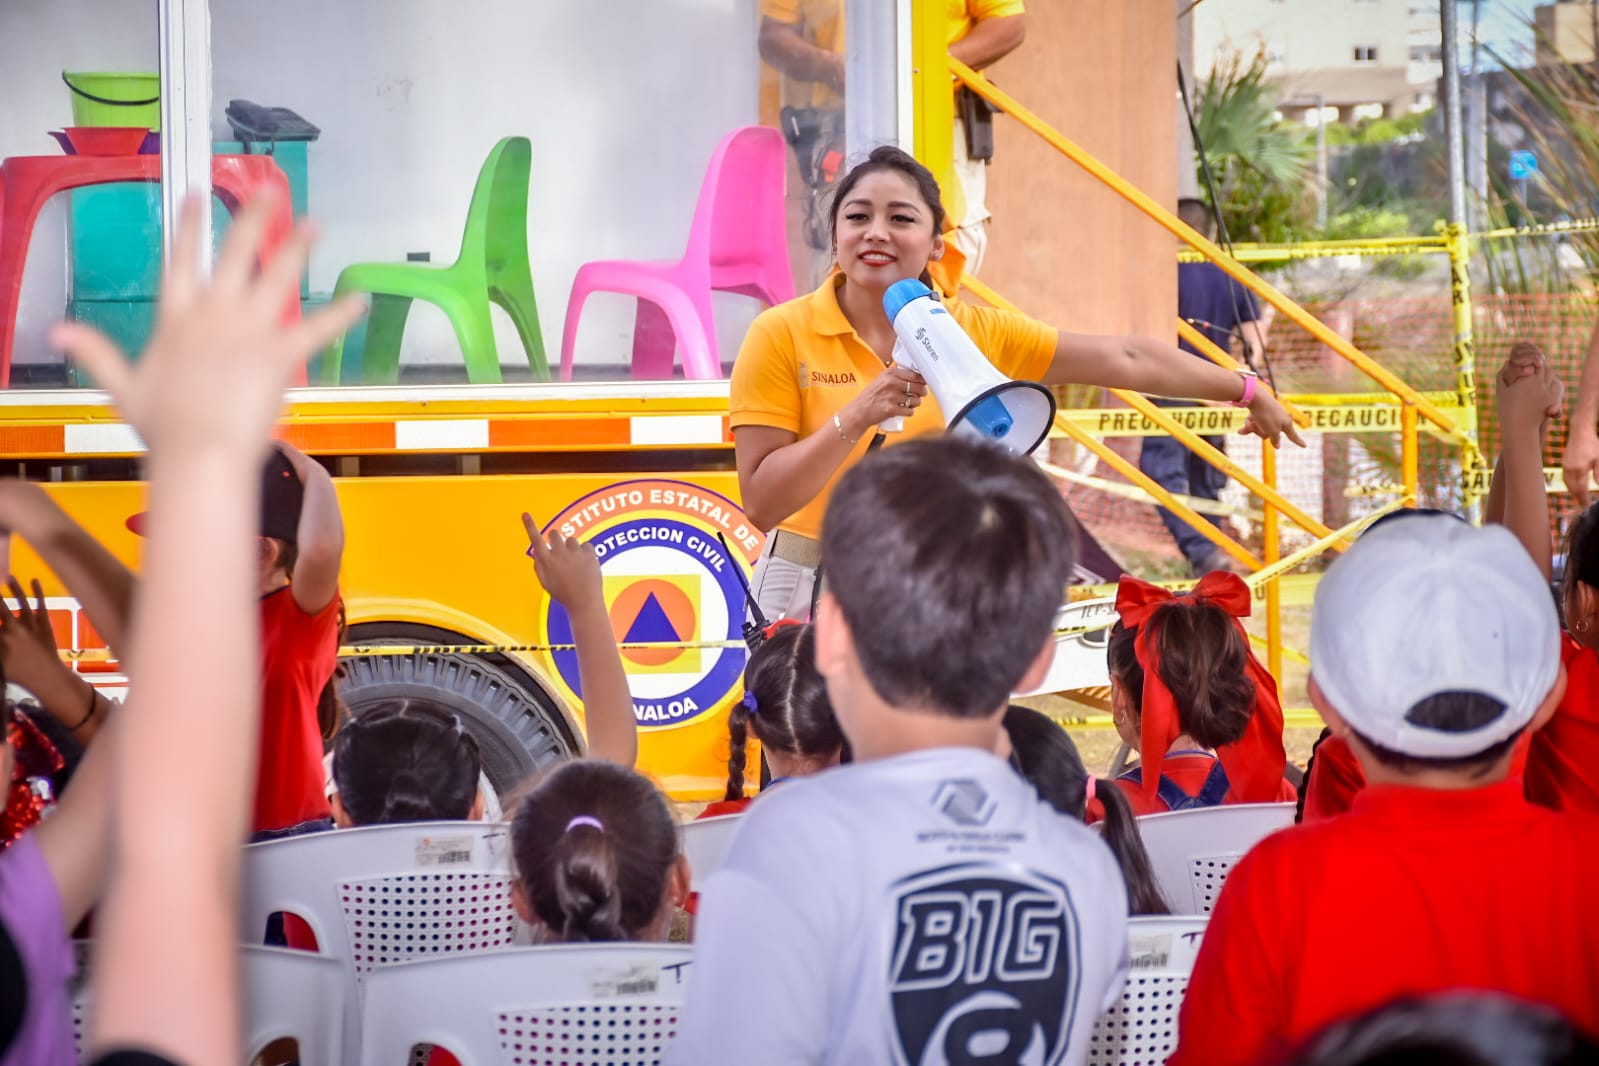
[1135,802,1296,914]
[678,813,742,892]
[1086,916,1208,1065]
[358,944,694,1066]
[71,943,345,1064]
[240,821,522,1064]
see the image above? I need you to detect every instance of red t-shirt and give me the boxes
[1305,731,1534,824]
[1085,753,1296,821]
[252,587,339,833]
[1525,635,1599,813]
[1168,779,1599,1066]
[1299,733,1365,823]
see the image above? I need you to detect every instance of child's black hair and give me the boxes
[511,759,679,943]
[1003,705,1169,916]
[724,624,846,801]
[821,438,1077,719]
[330,699,481,825]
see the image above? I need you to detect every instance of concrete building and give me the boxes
[1187,0,1443,122]
[1535,0,1599,64]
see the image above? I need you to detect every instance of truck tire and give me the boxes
[338,623,579,795]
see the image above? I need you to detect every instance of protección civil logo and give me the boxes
[538,479,764,729]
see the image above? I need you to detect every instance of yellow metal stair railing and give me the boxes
[947,57,1475,456]
[914,47,1476,701]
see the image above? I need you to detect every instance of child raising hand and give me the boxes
[1488,343,1599,814]
[50,194,364,1066]
[522,514,636,766]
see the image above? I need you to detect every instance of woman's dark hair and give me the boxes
[1284,992,1599,1066]
[725,625,845,801]
[828,145,949,248]
[1003,706,1169,916]
[331,699,481,826]
[1106,604,1255,749]
[512,759,680,943]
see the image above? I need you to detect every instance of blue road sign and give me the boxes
[1510,150,1539,181]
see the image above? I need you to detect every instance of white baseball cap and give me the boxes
[1310,513,1561,759]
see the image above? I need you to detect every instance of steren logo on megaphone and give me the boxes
[881,279,1056,455]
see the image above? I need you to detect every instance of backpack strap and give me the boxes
[1118,765,1203,812]
[1192,760,1232,808]
[1120,758,1231,812]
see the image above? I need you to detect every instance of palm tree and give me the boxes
[1194,50,1315,242]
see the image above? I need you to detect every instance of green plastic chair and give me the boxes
[322,136,546,384]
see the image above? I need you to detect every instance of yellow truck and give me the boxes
[1,385,764,797]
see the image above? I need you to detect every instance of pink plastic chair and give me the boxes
[560,125,793,381]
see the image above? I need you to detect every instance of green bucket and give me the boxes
[62,71,161,131]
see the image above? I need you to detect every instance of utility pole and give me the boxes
[1315,93,1328,229]
[1442,0,1466,230]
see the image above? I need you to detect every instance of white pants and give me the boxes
[749,535,820,624]
[951,114,990,276]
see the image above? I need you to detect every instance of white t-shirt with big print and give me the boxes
[667,746,1130,1066]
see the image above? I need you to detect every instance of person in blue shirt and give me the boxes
[1140,198,1268,575]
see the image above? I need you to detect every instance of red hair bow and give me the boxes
[1114,572,1287,805]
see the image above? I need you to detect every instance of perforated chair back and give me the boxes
[1135,803,1295,914]
[678,814,742,893]
[240,821,520,1063]
[1086,917,1207,1065]
[358,944,693,1066]
[71,943,345,1063]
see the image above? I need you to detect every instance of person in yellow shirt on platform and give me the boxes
[732,146,1305,622]
[758,0,1028,275]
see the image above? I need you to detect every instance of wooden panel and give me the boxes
[980,0,1176,343]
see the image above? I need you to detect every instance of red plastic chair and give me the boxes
[559,125,793,381]
[0,153,295,387]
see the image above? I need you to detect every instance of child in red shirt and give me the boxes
[249,443,343,837]
[127,442,343,838]
[1090,571,1293,818]
[700,622,845,820]
[1170,370,1599,1063]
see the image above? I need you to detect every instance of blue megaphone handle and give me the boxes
[883,278,934,322]
[963,395,1015,440]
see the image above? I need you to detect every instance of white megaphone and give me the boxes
[878,278,1056,455]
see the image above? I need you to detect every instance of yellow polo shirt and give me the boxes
[947,0,1026,44]
[730,274,1057,541]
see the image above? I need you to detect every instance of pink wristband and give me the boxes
[1230,372,1258,408]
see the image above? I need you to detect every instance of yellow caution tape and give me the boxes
[1052,400,1462,439]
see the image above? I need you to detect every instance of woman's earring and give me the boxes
[1578,618,1591,634]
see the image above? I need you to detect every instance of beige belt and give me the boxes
[769,529,822,570]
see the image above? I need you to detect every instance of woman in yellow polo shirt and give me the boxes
[731,145,1302,620]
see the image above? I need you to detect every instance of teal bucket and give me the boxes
[63,71,161,131]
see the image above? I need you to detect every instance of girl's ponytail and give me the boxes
[723,699,751,802]
[512,760,680,943]
[550,818,628,942]
[1093,778,1170,915]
